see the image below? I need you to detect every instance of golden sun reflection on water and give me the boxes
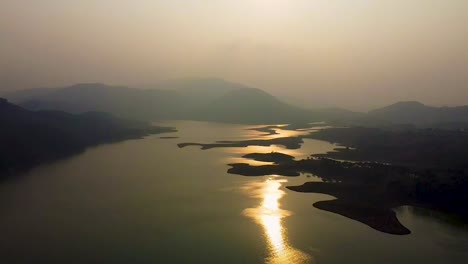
[242,178,313,264]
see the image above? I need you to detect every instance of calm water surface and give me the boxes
[0,121,467,263]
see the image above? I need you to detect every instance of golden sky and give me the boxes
[1,0,467,109]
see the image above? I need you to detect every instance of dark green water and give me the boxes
[0,121,467,263]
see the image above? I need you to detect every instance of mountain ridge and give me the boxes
[363,101,468,126]
[0,98,175,176]
[4,80,467,126]
[5,79,360,124]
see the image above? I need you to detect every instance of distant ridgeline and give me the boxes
[2,79,360,124]
[0,98,175,177]
[4,79,468,127]
[357,101,468,129]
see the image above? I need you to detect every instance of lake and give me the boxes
[0,121,467,263]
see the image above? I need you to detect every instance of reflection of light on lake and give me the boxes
[218,124,338,166]
[242,179,313,264]
[242,144,301,156]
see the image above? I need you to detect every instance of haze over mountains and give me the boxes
[361,101,468,128]
[4,79,468,127]
[3,79,360,124]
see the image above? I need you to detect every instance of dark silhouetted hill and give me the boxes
[360,101,468,127]
[188,88,305,123]
[161,78,254,117]
[0,98,175,177]
[307,126,468,169]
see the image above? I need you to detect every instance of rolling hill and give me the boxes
[5,79,360,124]
[0,98,174,176]
[361,101,468,127]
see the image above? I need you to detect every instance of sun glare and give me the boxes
[242,179,313,264]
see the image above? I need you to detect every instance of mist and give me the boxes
[1,0,467,110]
[2,2,468,263]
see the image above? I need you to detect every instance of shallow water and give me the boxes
[0,120,466,263]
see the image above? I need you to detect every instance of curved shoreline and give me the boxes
[178,124,468,236]
[178,136,304,150]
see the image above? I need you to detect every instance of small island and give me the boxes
[160,136,180,139]
[246,123,327,136]
[178,136,304,150]
[247,126,279,136]
[242,152,295,164]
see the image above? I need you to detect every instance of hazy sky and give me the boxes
[1,0,467,110]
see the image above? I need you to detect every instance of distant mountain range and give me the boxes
[3,79,468,127]
[3,79,360,124]
[0,98,174,176]
[5,83,183,121]
[360,101,468,128]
